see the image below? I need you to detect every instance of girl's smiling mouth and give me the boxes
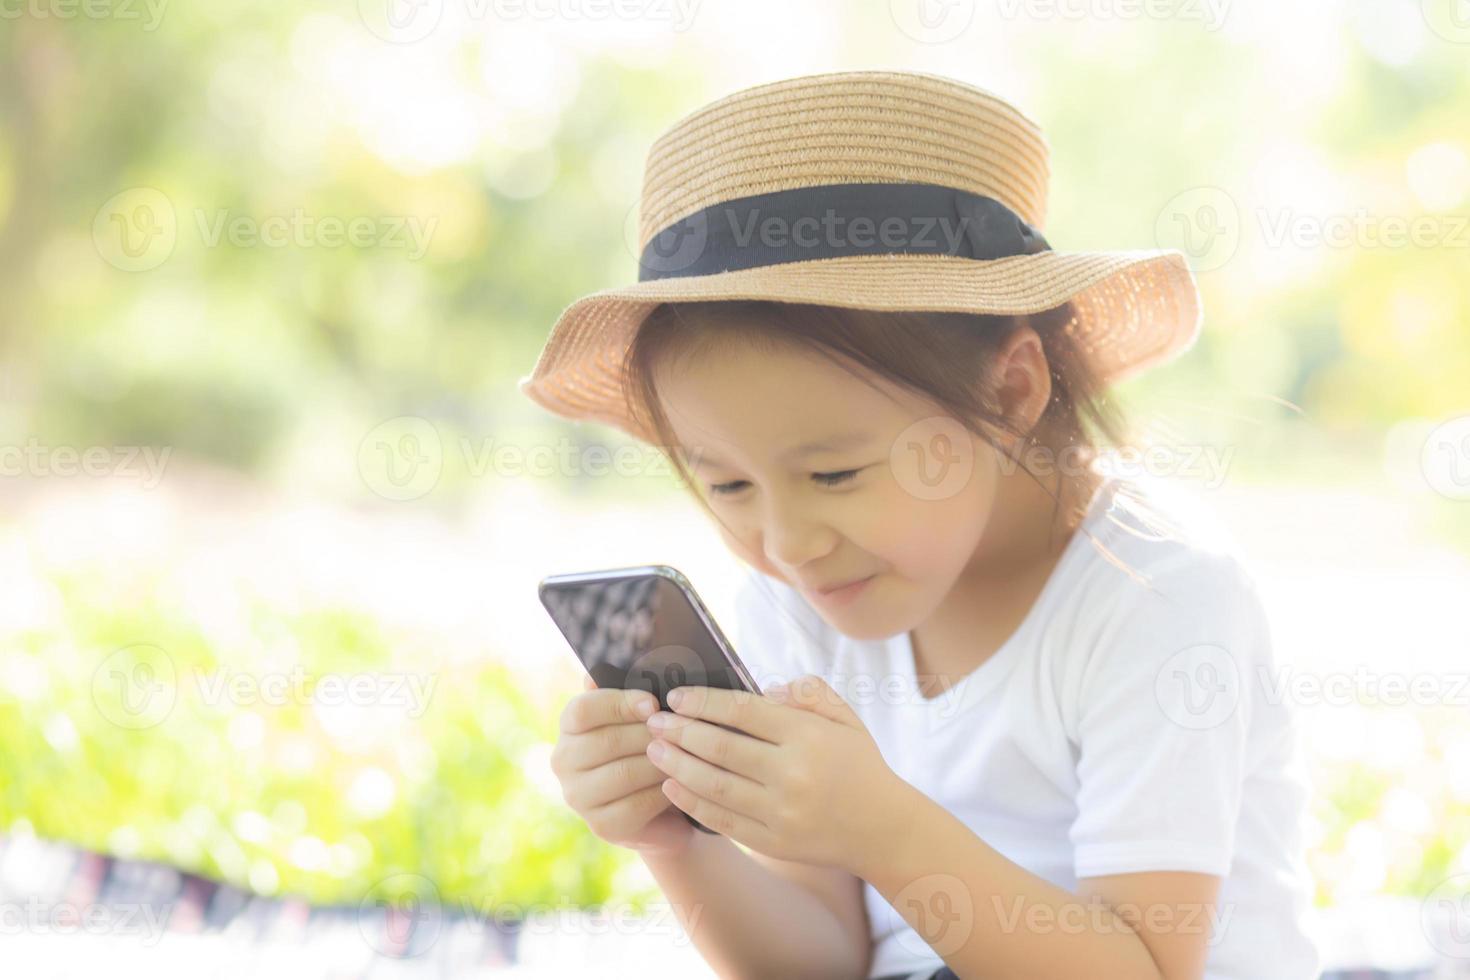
[807,574,877,605]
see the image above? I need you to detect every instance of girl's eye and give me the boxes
[812,468,862,487]
[707,468,865,497]
[708,480,749,497]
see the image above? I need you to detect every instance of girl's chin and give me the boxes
[818,594,915,642]
[827,616,905,643]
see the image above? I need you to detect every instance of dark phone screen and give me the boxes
[539,572,753,713]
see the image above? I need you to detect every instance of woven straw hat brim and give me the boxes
[518,248,1200,444]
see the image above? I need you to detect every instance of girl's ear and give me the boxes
[986,323,1053,451]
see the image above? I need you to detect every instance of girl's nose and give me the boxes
[761,499,834,570]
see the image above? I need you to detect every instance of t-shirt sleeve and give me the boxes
[1066,552,1267,879]
[728,568,826,695]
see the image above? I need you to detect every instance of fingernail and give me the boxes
[648,740,666,760]
[668,689,683,708]
[634,697,656,719]
[647,712,673,728]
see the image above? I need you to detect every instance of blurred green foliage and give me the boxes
[1,8,1466,482]
[0,569,646,911]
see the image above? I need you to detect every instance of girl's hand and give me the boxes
[549,674,697,857]
[645,675,901,871]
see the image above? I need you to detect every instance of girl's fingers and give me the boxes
[558,721,652,773]
[583,674,596,691]
[665,686,788,744]
[567,752,667,812]
[651,715,778,783]
[560,687,656,735]
[660,778,767,843]
[645,739,767,817]
[587,782,672,836]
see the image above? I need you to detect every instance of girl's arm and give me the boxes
[747,847,873,974]
[857,781,1218,980]
[640,829,870,980]
[1077,870,1222,979]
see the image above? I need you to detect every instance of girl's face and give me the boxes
[656,335,1012,642]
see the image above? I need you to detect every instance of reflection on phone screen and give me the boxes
[540,573,745,712]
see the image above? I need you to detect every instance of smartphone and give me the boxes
[538,565,763,836]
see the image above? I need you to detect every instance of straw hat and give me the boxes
[518,69,1201,443]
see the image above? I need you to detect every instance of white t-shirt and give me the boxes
[728,474,1321,980]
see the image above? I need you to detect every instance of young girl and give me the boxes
[525,70,1320,980]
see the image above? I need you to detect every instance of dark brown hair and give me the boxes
[619,299,1142,548]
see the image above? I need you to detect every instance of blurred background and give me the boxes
[2,0,1469,975]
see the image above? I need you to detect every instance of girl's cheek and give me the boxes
[833,497,916,573]
[714,523,781,579]
[706,488,969,585]
[714,522,750,557]
[872,492,984,576]
[872,525,935,581]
